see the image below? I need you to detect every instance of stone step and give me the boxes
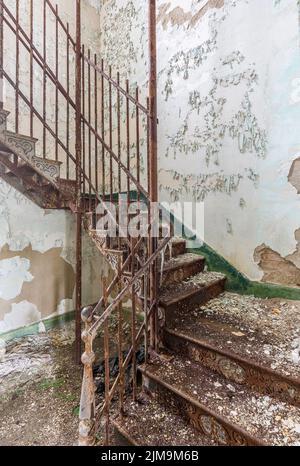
[2,130,37,160]
[22,155,62,182]
[160,253,205,286]
[112,391,217,446]
[163,292,300,406]
[165,237,186,259]
[140,355,300,446]
[159,272,226,317]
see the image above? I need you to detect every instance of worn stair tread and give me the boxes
[167,292,300,380]
[112,392,217,446]
[159,271,226,307]
[141,355,300,446]
[163,253,205,271]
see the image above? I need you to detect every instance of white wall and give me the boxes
[0,0,109,335]
[100,0,300,287]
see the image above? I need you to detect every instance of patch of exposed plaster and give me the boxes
[157,0,225,30]
[254,233,300,287]
[288,157,300,194]
[0,244,75,322]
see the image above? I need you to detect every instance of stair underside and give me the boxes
[140,355,300,446]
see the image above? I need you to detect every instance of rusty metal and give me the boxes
[29,0,33,136]
[164,328,300,407]
[82,44,86,195]
[131,237,137,402]
[66,23,70,179]
[143,369,264,446]
[75,0,82,365]
[83,54,149,115]
[89,235,170,337]
[101,58,105,196]
[126,79,130,205]
[79,306,96,446]
[94,53,98,194]
[103,276,110,446]
[108,65,113,202]
[0,0,161,446]
[117,257,124,415]
[15,0,19,135]
[55,4,59,161]
[43,0,47,157]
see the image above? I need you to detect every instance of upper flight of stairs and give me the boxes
[0,109,75,209]
[108,236,300,447]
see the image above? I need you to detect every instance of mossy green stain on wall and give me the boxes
[191,243,300,300]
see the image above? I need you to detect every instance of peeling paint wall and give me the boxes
[3,0,101,178]
[0,1,108,335]
[100,0,300,288]
[0,178,109,335]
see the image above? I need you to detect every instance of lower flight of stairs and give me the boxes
[110,237,300,447]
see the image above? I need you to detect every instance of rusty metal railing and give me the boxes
[0,0,160,446]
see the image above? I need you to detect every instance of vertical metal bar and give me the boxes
[82,44,86,195]
[101,59,105,196]
[149,0,158,204]
[117,72,121,194]
[146,97,150,194]
[88,49,92,210]
[126,79,130,231]
[15,0,19,134]
[149,0,158,350]
[55,4,59,161]
[0,0,3,109]
[94,53,98,194]
[131,237,137,402]
[117,257,124,415]
[66,23,70,179]
[75,0,82,365]
[109,65,113,202]
[29,0,33,136]
[117,72,121,250]
[144,272,149,364]
[136,87,140,204]
[43,0,47,157]
[103,276,110,446]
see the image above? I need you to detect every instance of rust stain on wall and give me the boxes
[157,0,225,30]
[288,157,300,193]
[254,235,300,287]
[0,244,75,320]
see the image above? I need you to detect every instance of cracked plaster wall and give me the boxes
[0,1,108,335]
[100,0,300,287]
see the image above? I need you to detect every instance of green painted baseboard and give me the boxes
[0,310,75,342]
[191,243,300,301]
[159,200,300,301]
